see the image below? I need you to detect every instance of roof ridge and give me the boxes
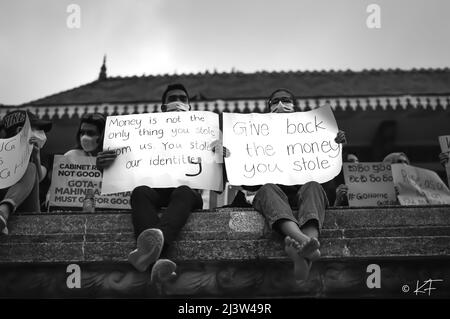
[104,67,450,80]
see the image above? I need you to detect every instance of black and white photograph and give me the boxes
[0,0,449,307]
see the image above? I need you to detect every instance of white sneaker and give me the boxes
[150,259,177,284]
[128,228,164,272]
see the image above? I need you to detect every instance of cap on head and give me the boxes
[2,110,52,137]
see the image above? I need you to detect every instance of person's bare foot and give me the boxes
[299,237,321,262]
[284,236,311,281]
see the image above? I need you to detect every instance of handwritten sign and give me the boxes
[439,135,450,185]
[343,162,397,206]
[223,105,342,186]
[391,164,450,205]
[48,155,131,209]
[101,111,223,194]
[0,114,32,189]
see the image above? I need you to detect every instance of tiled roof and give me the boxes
[24,68,450,106]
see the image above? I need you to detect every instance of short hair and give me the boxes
[266,88,296,112]
[161,83,190,105]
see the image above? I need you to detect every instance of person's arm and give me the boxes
[439,152,449,167]
[29,137,44,182]
[210,133,230,194]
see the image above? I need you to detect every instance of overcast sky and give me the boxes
[1,0,450,105]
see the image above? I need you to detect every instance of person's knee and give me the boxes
[257,183,279,195]
[130,185,152,203]
[172,185,195,200]
[301,181,322,194]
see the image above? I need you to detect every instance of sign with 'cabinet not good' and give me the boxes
[343,162,397,207]
[48,155,131,209]
[391,163,450,205]
[101,111,223,194]
[222,104,342,186]
[0,113,32,189]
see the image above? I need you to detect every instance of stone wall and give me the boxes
[1,206,450,298]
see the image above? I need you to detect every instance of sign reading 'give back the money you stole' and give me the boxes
[223,105,342,185]
[101,111,223,194]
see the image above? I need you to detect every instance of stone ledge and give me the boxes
[1,206,450,297]
[1,206,450,264]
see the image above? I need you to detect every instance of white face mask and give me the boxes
[31,129,47,149]
[270,102,295,113]
[165,101,190,112]
[80,135,99,153]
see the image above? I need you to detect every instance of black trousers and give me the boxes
[130,185,203,249]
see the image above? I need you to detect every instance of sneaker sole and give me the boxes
[128,228,164,272]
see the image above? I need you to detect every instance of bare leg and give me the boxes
[284,236,311,281]
[276,219,310,245]
[276,219,320,261]
[0,203,12,234]
[0,203,12,220]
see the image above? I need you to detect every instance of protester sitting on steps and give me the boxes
[95,83,203,283]
[222,88,347,282]
[0,111,52,235]
[333,153,360,207]
[65,113,106,158]
[439,152,449,166]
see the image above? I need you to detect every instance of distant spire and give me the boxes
[98,55,107,81]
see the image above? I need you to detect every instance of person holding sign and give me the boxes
[65,113,106,158]
[334,153,360,207]
[226,88,346,282]
[96,83,203,281]
[439,152,449,167]
[0,111,52,235]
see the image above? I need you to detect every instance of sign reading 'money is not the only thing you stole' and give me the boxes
[101,111,223,194]
[222,104,342,185]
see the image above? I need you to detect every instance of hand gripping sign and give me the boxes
[223,104,342,186]
[101,111,223,194]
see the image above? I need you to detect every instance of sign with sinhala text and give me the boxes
[223,105,342,185]
[391,163,450,205]
[343,162,397,206]
[101,111,223,194]
[49,155,131,209]
[0,114,32,189]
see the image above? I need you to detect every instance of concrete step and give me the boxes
[2,236,450,264]
[1,206,450,264]
[7,205,450,236]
